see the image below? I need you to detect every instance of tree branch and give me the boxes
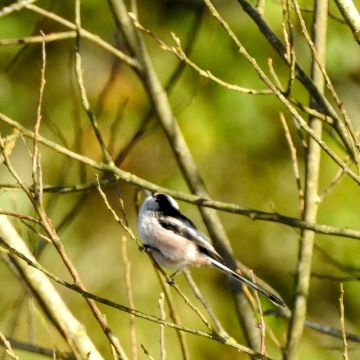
[0,215,103,360]
[285,0,328,358]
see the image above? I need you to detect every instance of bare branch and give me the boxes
[0,216,103,360]
[2,112,360,242]
[159,293,166,360]
[334,0,360,44]
[266,309,360,343]
[0,236,274,360]
[234,0,357,160]
[25,4,139,69]
[285,0,328,357]
[339,284,349,360]
[0,336,75,360]
[0,31,76,46]
[0,0,39,18]
[74,1,114,166]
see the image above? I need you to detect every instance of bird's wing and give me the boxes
[158,215,223,261]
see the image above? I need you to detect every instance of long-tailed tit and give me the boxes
[137,192,285,307]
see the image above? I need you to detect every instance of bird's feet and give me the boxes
[166,269,181,286]
[139,244,154,253]
[166,276,176,286]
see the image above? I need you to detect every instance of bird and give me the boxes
[137,192,285,307]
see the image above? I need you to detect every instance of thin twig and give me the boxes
[0,0,38,18]
[285,0,328,356]
[74,0,114,166]
[0,337,75,360]
[96,178,139,244]
[250,271,267,356]
[153,271,189,360]
[267,58,284,90]
[291,0,360,164]
[234,0,357,161]
[278,2,347,24]
[0,31,76,46]
[140,344,155,360]
[339,284,349,360]
[183,270,227,336]
[281,0,297,95]
[26,4,139,69]
[0,218,103,359]
[2,79,125,360]
[97,179,214,332]
[159,293,166,360]
[318,164,347,202]
[129,15,272,96]
[122,236,138,360]
[0,211,41,225]
[0,334,18,360]
[311,272,360,282]
[2,114,360,241]
[0,237,274,360]
[32,31,46,208]
[265,309,360,343]
[279,113,304,211]
[202,0,360,187]
[315,243,360,274]
[113,5,205,167]
[334,0,360,45]
[110,0,275,348]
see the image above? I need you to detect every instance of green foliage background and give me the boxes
[0,0,360,359]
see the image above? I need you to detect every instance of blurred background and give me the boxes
[0,0,360,359]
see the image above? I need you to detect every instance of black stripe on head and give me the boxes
[154,193,180,217]
[155,193,198,231]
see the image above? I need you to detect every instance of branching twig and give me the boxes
[0,237,274,360]
[2,113,360,242]
[203,0,360,187]
[0,217,103,360]
[25,4,139,69]
[96,179,215,333]
[109,0,265,349]
[0,0,38,18]
[234,0,357,160]
[129,15,272,96]
[290,0,360,165]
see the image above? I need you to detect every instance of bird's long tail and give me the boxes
[208,257,285,307]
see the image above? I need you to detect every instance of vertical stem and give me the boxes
[284,0,328,358]
[122,236,138,360]
[339,284,349,360]
[159,293,166,360]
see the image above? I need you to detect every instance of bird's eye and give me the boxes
[154,193,164,200]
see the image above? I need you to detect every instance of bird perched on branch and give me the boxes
[137,192,285,307]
